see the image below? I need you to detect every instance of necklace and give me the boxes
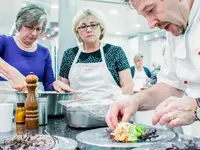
[14,36,37,52]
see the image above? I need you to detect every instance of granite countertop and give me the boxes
[39,117,86,139]
[1,117,199,150]
[12,117,85,140]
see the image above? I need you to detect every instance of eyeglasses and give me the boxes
[24,25,42,34]
[77,23,99,32]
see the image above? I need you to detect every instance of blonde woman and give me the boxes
[59,9,133,99]
[131,53,151,91]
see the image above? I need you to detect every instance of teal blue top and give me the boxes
[59,44,130,86]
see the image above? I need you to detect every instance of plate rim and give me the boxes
[76,127,176,148]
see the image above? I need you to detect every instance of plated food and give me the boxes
[110,122,159,142]
[76,123,175,149]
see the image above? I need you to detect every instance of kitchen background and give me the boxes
[0,0,166,77]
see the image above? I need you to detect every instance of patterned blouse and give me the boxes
[59,44,130,86]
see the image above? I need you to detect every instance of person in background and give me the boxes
[106,0,200,135]
[59,8,133,100]
[130,53,151,91]
[0,4,71,93]
[150,62,161,85]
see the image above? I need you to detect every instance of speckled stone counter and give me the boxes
[39,117,85,139]
[36,118,200,149]
[1,117,199,150]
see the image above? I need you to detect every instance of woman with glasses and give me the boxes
[59,9,133,100]
[0,4,71,94]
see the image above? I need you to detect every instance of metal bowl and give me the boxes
[16,91,75,116]
[47,92,75,116]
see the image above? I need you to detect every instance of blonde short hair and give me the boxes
[134,53,143,62]
[72,8,106,43]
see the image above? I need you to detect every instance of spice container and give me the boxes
[16,102,25,124]
[16,124,25,135]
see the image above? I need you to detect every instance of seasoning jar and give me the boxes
[16,103,25,124]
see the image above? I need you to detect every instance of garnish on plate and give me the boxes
[0,130,58,150]
[109,122,159,142]
[166,140,200,150]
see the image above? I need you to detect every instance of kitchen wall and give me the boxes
[148,40,165,69]
[128,34,165,70]
[128,36,138,66]
[103,34,129,55]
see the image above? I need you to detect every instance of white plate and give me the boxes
[76,127,176,148]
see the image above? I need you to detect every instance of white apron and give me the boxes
[133,68,147,91]
[68,43,122,100]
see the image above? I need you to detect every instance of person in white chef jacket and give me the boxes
[59,8,133,100]
[106,0,200,137]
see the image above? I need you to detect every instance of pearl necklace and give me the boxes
[14,36,37,52]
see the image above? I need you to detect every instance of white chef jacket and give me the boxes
[157,0,200,98]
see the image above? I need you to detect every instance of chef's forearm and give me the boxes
[135,82,184,110]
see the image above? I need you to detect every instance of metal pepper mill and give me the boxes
[25,72,39,129]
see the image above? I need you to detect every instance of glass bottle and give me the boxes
[16,102,25,124]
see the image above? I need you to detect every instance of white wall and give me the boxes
[128,36,138,66]
[137,34,151,68]
[148,41,165,69]
[128,34,151,67]
[103,35,131,62]
[128,34,165,69]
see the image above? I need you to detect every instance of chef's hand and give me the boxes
[52,80,73,92]
[10,70,26,92]
[152,96,197,128]
[105,97,139,130]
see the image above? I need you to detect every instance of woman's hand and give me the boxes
[53,80,73,92]
[10,70,26,92]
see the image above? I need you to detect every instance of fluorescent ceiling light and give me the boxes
[134,24,140,28]
[109,10,118,15]
[116,32,122,35]
[9,31,12,36]
[54,27,59,31]
[41,37,46,40]
[51,5,59,9]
